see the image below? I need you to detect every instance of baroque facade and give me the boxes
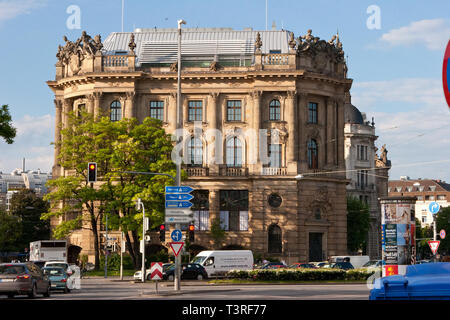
[344,99,391,259]
[48,27,353,264]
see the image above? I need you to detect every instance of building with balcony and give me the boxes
[388,177,450,228]
[344,100,391,259]
[48,27,353,264]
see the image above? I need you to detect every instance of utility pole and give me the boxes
[175,19,186,292]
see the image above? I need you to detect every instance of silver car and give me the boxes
[0,263,51,298]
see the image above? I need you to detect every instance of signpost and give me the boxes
[165,185,194,292]
[429,202,440,215]
[150,262,163,294]
[428,240,440,256]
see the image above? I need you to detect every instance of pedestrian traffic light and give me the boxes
[87,162,97,183]
[159,224,165,242]
[188,224,195,243]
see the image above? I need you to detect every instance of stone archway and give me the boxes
[67,245,82,264]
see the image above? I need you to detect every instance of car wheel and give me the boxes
[147,274,152,281]
[43,286,51,298]
[28,284,37,299]
[168,275,174,281]
[197,274,204,281]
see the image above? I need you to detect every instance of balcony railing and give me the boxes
[219,165,248,177]
[185,166,209,177]
[262,54,289,65]
[261,167,288,176]
[102,55,129,67]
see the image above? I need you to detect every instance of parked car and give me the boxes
[163,263,208,281]
[42,267,70,293]
[330,262,354,270]
[0,263,51,299]
[289,263,318,269]
[312,261,330,268]
[44,261,73,275]
[260,262,287,269]
[361,260,382,271]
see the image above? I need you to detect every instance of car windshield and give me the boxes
[0,265,25,275]
[46,263,67,269]
[43,268,64,276]
[362,261,377,267]
[191,256,207,265]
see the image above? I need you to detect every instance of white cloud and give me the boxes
[351,77,450,181]
[0,0,46,23]
[379,19,450,51]
[0,113,54,174]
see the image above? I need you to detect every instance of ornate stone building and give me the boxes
[47,27,353,264]
[344,98,391,259]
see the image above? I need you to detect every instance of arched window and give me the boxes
[307,139,318,169]
[268,224,282,253]
[269,99,281,121]
[226,136,243,167]
[110,100,122,122]
[187,137,203,167]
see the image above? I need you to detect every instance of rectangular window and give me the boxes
[267,144,281,168]
[357,170,368,188]
[193,211,210,231]
[188,101,203,122]
[150,101,164,121]
[219,190,249,231]
[437,195,446,200]
[226,100,242,122]
[357,145,368,161]
[308,102,318,124]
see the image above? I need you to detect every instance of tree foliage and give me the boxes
[0,104,16,144]
[43,111,176,269]
[0,209,22,251]
[9,189,50,251]
[347,196,370,254]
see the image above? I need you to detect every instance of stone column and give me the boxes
[124,92,135,119]
[208,92,220,175]
[87,94,95,115]
[336,96,345,169]
[93,92,102,120]
[297,92,308,171]
[251,90,262,174]
[209,189,220,226]
[286,90,297,173]
[53,99,63,176]
[62,98,73,129]
[326,97,335,167]
[167,92,177,132]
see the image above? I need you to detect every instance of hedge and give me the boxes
[226,268,376,281]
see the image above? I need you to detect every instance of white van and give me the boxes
[330,256,370,268]
[191,250,254,277]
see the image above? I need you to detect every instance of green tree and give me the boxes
[101,117,176,268]
[43,112,176,270]
[347,196,370,254]
[436,207,450,255]
[0,209,22,251]
[9,189,50,251]
[0,105,16,144]
[210,218,226,249]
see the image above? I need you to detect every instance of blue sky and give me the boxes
[0,0,449,181]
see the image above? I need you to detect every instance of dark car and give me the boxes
[289,263,317,269]
[0,263,51,299]
[260,262,287,269]
[163,263,208,281]
[331,262,354,270]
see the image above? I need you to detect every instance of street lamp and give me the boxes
[174,18,186,293]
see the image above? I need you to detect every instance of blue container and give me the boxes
[370,263,450,300]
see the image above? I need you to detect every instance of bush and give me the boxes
[100,254,134,271]
[227,268,374,282]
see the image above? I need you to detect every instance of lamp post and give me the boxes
[174,18,186,293]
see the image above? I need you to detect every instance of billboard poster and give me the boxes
[380,197,416,277]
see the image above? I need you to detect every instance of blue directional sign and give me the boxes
[165,194,194,201]
[171,229,183,242]
[429,202,440,214]
[165,201,193,208]
[165,186,194,194]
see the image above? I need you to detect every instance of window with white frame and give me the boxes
[219,190,248,231]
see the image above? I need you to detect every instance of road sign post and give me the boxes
[440,229,446,239]
[428,240,440,256]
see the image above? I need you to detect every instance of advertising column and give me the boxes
[380,197,416,277]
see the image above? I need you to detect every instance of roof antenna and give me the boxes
[121,0,124,32]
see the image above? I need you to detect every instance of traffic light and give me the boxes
[159,224,165,242]
[188,224,195,242]
[87,162,97,183]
